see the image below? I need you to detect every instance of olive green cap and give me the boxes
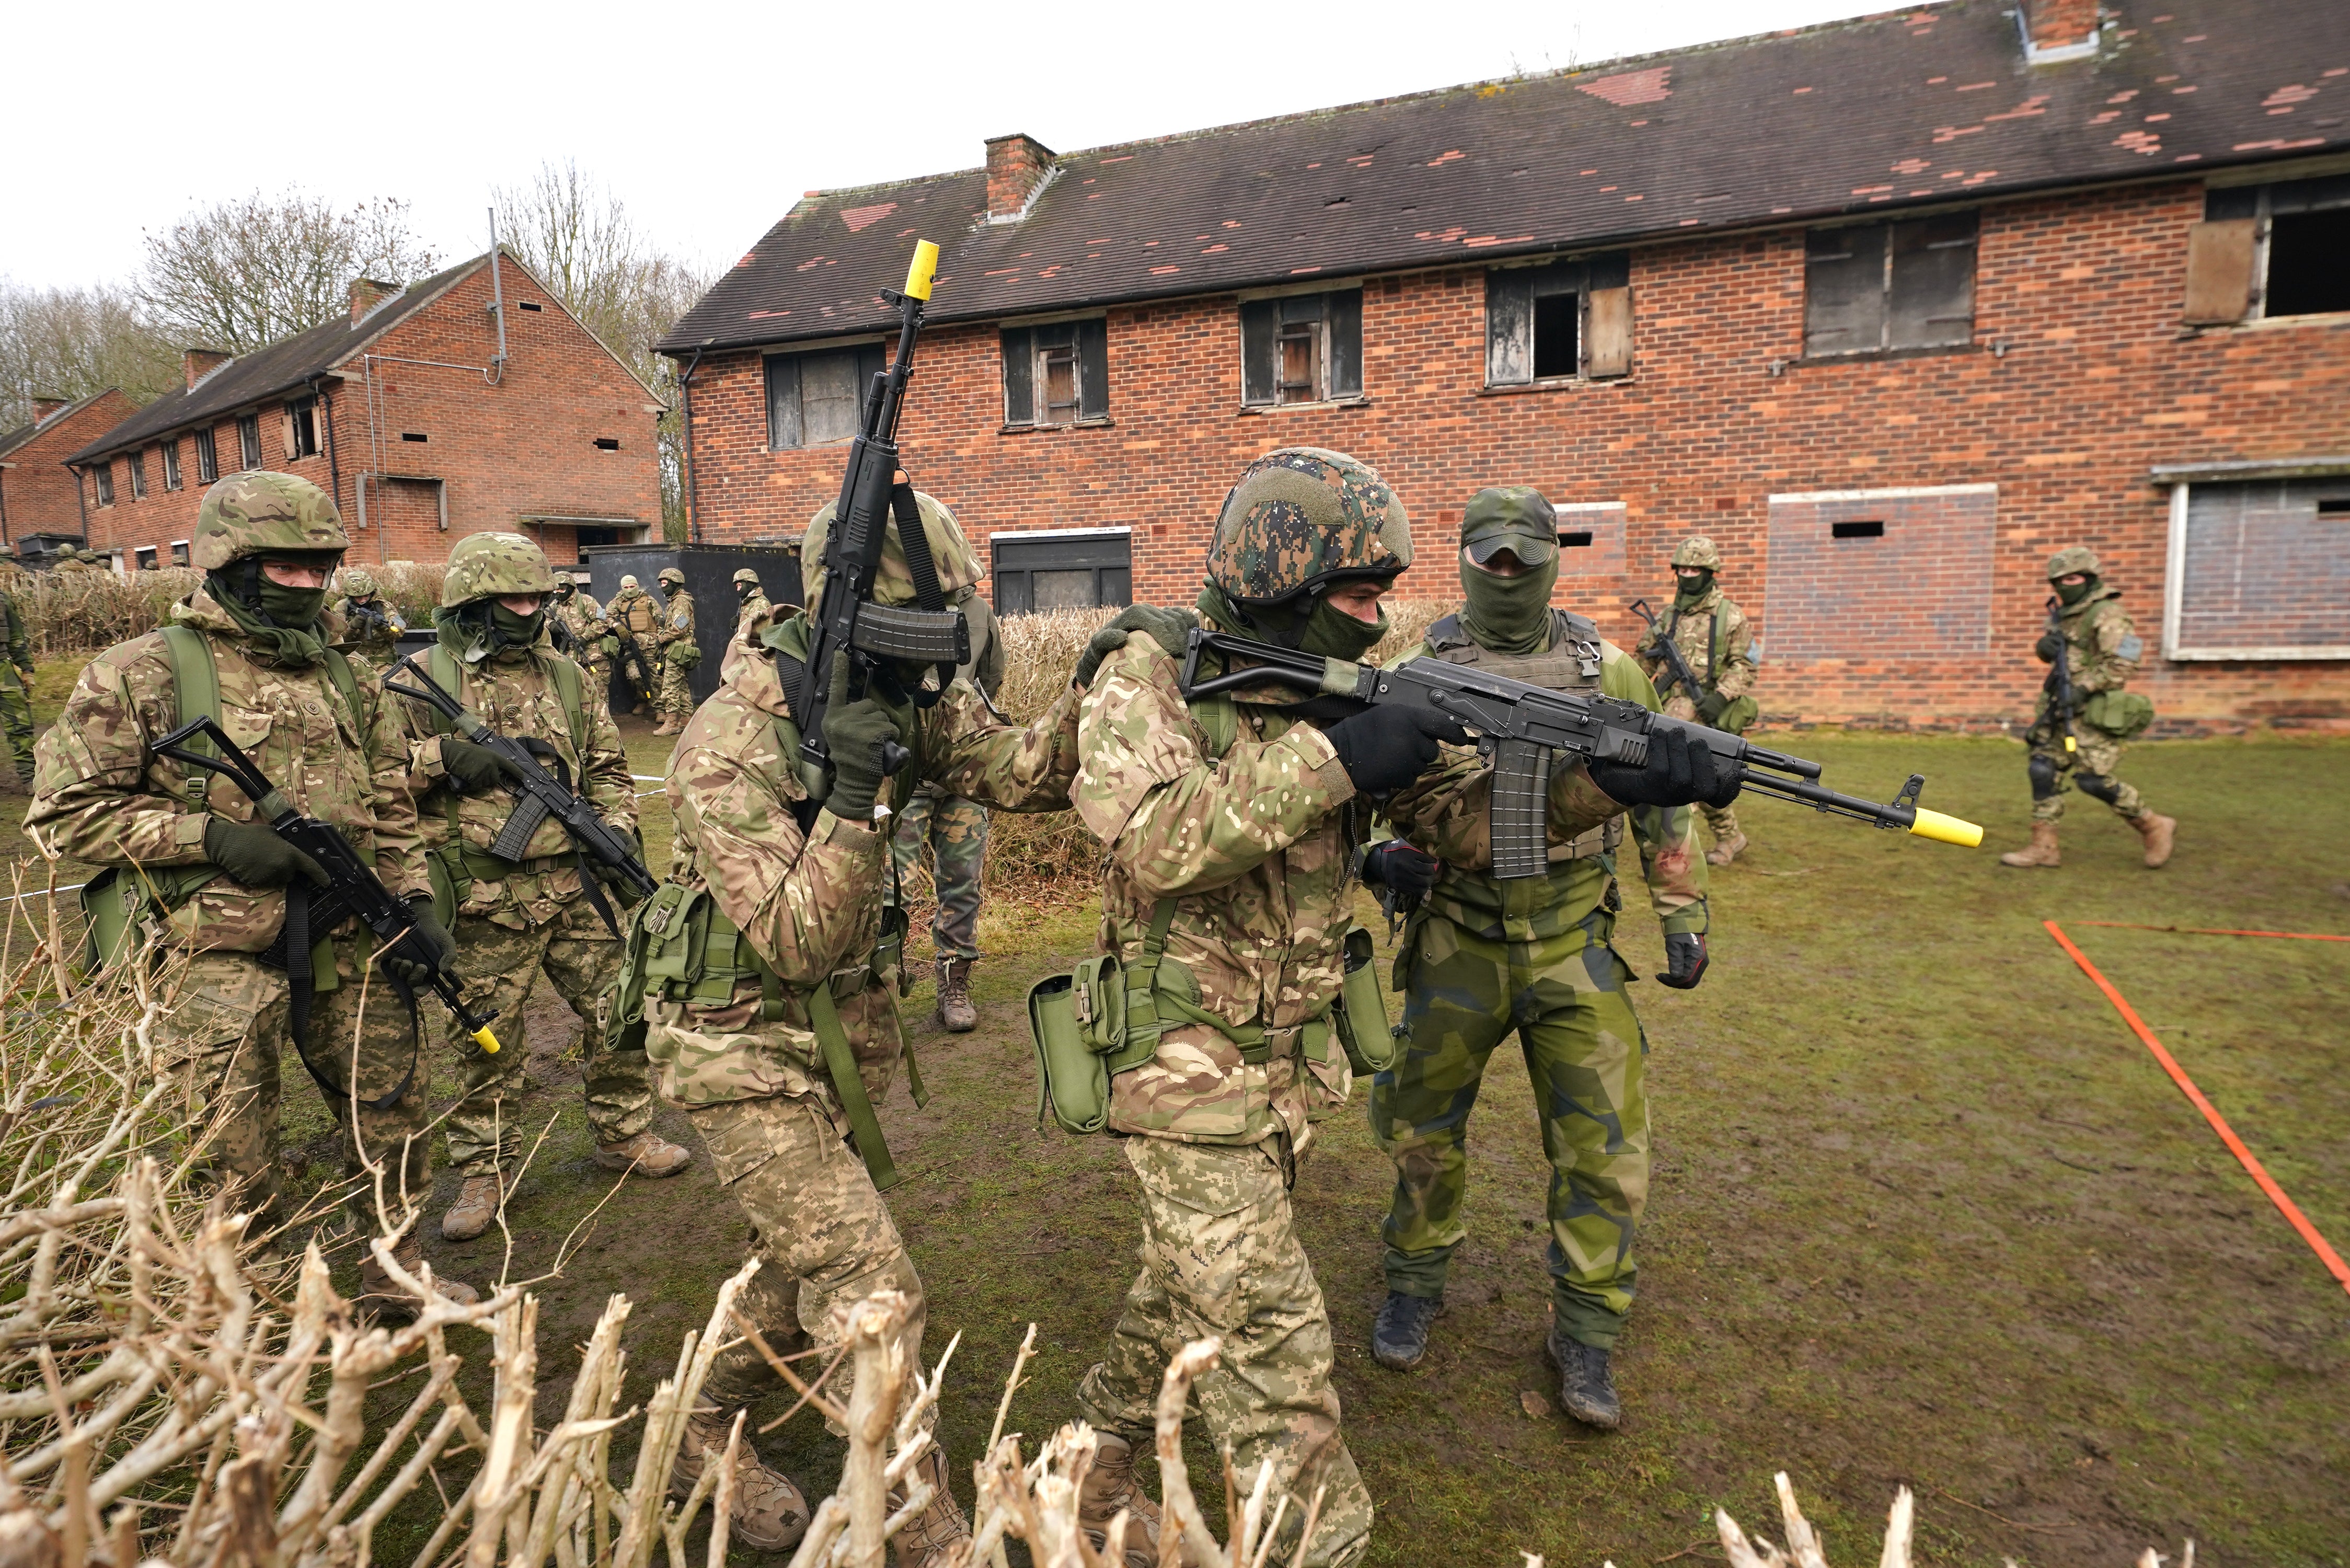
[1459,486,1558,567]
[192,471,349,571]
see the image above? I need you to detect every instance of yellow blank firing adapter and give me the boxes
[473,1024,502,1055]
[904,240,939,302]
[1909,809,1984,848]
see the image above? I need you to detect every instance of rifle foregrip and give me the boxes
[1489,739,1552,881]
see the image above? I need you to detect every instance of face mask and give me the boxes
[1296,595,1389,662]
[1459,549,1559,657]
[258,580,329,629]
[1674,570,1713,606]
[491,604,545,644]
[2055,577,2095,606]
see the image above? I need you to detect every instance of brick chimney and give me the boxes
[348,277,400,325]
[183,349,231,390]
[984,133,1057,223]
[2022,0,2100,59]
[30,396,68,424]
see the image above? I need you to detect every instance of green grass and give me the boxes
[7,666,2346,1565]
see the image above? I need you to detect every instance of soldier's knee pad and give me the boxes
[2027,754,2060,800]
[2076,771,2121,804]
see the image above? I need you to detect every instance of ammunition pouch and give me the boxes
[78,862,220,973]
[1332,925,1398,1075]
[2080,689,2154,741]
[664,640,701,671]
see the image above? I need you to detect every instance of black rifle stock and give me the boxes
[384,655,658,935]
[148,717,502,1065]
[2043,596,2079,757]
[1177,628,1983,879]
[1627,598,1706,702]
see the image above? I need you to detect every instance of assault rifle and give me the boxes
[1626,598,1706,702]
[793,240,972,804]
[1178,628,1983,879]
[384,654,657,937]
[615,626,659,710]
[343,601,400,646]
[2041,596,2079,757]
[149,718,502,1098]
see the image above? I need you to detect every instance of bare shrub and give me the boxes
[11,565,199,658]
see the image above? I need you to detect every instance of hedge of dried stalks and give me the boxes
[9,564,450,661]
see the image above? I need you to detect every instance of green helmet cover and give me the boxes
[192,471,349,570]
[441,531,558,606]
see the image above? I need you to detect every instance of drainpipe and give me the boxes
[1,464,11,545]
[678,348,705,544]
[312,376,342,518]
[71,462,89,538]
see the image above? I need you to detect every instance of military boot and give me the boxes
[594,1130,693,1178]
[889,1443,970,1566]
[1077,1432,1164,1568]
[1999,823,2061,868]
[652,714,677,737]
[439,1173,504,1242]
[2130,812,2177,869]
[935,957,977,1033]
[1547,1329,1620,1429]
[671,1406,811,1552]
[1705,831,1749,868]
[356,1236,480,1322]
[1371,1291,1445,1371]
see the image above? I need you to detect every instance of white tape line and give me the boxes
[0,883,85,905]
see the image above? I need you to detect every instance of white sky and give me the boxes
[7,0,1888,292]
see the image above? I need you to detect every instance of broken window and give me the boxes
[92,462,113,507]
[194,428,218,484]
[286,397,319,459]
[766,343,886,450]
[129,451,147,500]
[237,413,262,471]
[2198,176,2350,322]
[160,439,181,491]
[1803,213,1978,356]
[1240,290,1363,406]
[1000,319,1109,425]
[1485,252,1632,384]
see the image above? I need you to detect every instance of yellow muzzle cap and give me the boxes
[1908,809,1984,848]
[903,240,939,302]
[472,1025,502,1055]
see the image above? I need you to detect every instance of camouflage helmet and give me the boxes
[55,544,79,560]
[341,568,377,598]
[441,531,558,607]
[192,471,350,571]
[732,568,763,586]
[2046,545,2100,580]
[1671,535,1723,570]
[1205,447,1411,607]
[657,566,685,588]
[802,491,984,608]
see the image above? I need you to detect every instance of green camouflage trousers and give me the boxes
[889,793,988,961]
[657,659,696,721]
[158,941,434,1233]
[0,662,34,787]
[1076,1137,1374,1568]
[1372,912,1650,1349]
[443,900,655,1174]
[2026,721,2148,824]
[687,1092,926,1416]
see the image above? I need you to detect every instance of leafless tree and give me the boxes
[138,189,442,356]
[0,279,179,429]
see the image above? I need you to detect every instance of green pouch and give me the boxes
[1028,972,1110,1134]
[78,868,136,974]
[1332,925,1398,1075]
[666,641,701,670]
[605,882,699,1053]
[1713,693,1759,734]
[2081,689,2155,740]
[1071,952,1127,1054]
[1028,901,1176,1134]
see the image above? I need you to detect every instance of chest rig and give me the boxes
[1426,609,1621,862]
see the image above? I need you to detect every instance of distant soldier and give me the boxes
[549,575,614,707]
[731,567,771,631]
[333,567,406,672]
[52,543,100,575]
[2000,546,2175,869]
[652,565,698,736]
[1632,535,1758,865]
[0,573,37,791]
[607,573,663,714]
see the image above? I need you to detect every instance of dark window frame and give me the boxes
[989,528,1133,615]
[194,428,218,483]
[236,413,262,470]
[766,342,887,451]
[1000,318,1110,427]
[1484,252,1631,386]
[91,462,114,508]
[128,450,147,500]
[2205,175,2350,321]
[160,439,182,491]
[134,546,158,571]
[289,396,319,459]
[1802,212,1980,358]
[170,539,190,567]
[1239,290,1364,407]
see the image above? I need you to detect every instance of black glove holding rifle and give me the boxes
[1362,838,1444,935]
[818,652,905,821]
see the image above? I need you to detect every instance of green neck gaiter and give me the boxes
[1297,596,1389,661]
[207,570,329,668]
[1459,557,1559,656]
[1195,582,1388,662]
[1674,571,1713,611]
[492,604,546,646]
[2055,577,2096,607]
[436,602,540,665]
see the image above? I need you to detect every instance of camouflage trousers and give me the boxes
[157,940,434,1234]
[889,794,988,961]
[657,658,696,721]
[617,647,660,713]
[1076,1137,1374,1568]
[443,900,654,1174]
[2026,722,2148,824]
[687,1092,926,1417]
[1664,693,1742,843]
[0,662,34,787]
[1372,912,1649,1350]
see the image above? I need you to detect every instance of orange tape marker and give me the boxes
[2044,919,2350,1298]
[2075,920,2350,942]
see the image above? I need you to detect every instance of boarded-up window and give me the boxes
[2202,176,2350,322]
[92,462,114,507]
[1000,319,1109,425]
[2181,220,2258,324]
[1485,252,1632,384]
[2167,476,2350,658]
[160,439,181,491]
[1804,214,1978,356]
[1240,290,1364,405]
[128,451,147,500]
[1764,485,1998,659]
[766,344,885,450]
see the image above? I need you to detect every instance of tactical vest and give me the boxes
[1662,604,1724,689]
[1425,609,1622,862]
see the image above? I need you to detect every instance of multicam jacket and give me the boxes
[396,629,635,931]
[610,586,662,643]
[2036,583,2141,721]
[26,588,428,953]
[554,593,609,656]
[1633,582,1756,708]
[1384,632,1707,947]
[659,590,696,654]
[646,616,1081,1112]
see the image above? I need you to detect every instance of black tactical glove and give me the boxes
[1695,690,1730,725]
[202,817,328,890]
[1361,839,1442,897]
[820,652,903,821]
[2034,631,2064,664]
[1073,604,1202,688]
[385,897,462,987]
[1656,932,1709,990]
[1323,707,1467,794]
[1590,726,1744,811]
[440,737,517,793]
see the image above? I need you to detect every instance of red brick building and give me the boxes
[0,389,139,555]
[662,0,2350,727]
[64,252,664,574]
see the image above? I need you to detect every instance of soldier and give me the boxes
[394,532,693,1244]
[607,573,663,715]
[1632,535,1758,865]
[623,486,1177,1555]
[549,574,614,709]
[52,543,100,574]
[0,570,38,791]
[333,567,406,672]
[1364,486,1729,1431]
[889,555,1006,1033]
[731,566,771,631]
[651,565,698,736]
[2000,546,2176,869]
[26,471,477,1317]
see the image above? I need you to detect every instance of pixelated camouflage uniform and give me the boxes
[399,541,654,1179]
[1632,578,1756,846]
[1378,620,1706,1350]
[648,609,1081,1414]
[26,491,433,1233]
[656,583,698,722]
[889,589,1005,965]
[609,585,663,711]
[0,586,38,787]
[2028,581,2152,823]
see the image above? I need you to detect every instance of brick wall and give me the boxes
[0,390,137,544]
[681,177,2350,727]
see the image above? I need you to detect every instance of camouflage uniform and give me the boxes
[889,586,1005,974]
[1632,537,1757,854]
[608,580,663,713]
[0,584,38,788]
[2026,584,2150,824]
[552,584,614,707]
[333,568,406,675]
[25,475,436,1235]
[654,570,698,727]
[396,534,661,1201]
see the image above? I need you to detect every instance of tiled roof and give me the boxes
[661,0,2350,356]
[0,389,118,462]
[65,256,489,465]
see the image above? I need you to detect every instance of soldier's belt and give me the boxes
[456,846,581,880]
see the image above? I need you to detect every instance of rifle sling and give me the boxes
[268,882,418,1113]
[887,481,956,709]
[807,980,903,1192]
